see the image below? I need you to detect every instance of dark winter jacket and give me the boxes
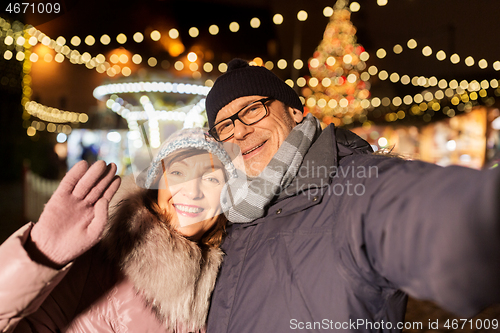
[206,124,500,332]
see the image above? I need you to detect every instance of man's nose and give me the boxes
[233,119,253,140]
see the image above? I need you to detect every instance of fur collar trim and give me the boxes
[102,188,223,332]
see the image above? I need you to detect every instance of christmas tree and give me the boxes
[303,0,370,127]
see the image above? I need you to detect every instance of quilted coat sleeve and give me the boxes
[338,154,500,317]
[0,223,72,333]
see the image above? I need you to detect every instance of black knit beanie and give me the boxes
[205,58,304,128]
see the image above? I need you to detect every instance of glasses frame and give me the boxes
[209,97,274,142]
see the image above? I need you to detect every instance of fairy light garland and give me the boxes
[304,77,500,124]
[5,20,500,85]
[24,26,113,75]
[374,38,500,72]
[2,0,499,133]
[24,100,89,123]
[3,1,499,78]
[0,19,90,137]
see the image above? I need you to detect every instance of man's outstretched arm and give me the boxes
[339,154,500,317]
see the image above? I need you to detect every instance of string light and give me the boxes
[209,25,219,35]
[133,32,143,43]
[188,27,199,37]
[422,46,432,56]
[21,27,113,76]
[250,18,260,28]
[465,56,475,66]
[273,14,283,25]
[376,48,386,59]
[203,62,213,72]
[116,33,127,44]
[168,29,179,39]
[132,54,142,64]
[379,37,500,71]
[323,7,334,17]
[218,62,227,73]
[174,61,184,70]
[84,35,95,46]
[147,57,157,67]
[187,52,197,62]
[297,10,308,21]
[70,36,80,46]
[100,34,111,45]
[4,35,13,45]
[229,22,240,32]
[407,39,417,49]
[25,101,89,124]
[148,30,159,41]
[293,59,303,69]
[4,50,13,60]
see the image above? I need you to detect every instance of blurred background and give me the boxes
[1,0,500,330]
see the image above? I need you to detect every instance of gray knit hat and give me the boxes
[144,127,235,189]
[205,58,304,128]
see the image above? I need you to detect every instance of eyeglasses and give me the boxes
[209,97,273,142]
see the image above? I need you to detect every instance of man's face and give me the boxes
[215,95,303,176]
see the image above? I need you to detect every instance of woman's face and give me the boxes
[157,152,225,240]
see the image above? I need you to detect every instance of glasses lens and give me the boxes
[215,119,234,141]
[239,101,267,124]
[212,99,269,141]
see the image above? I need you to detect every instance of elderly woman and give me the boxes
[0,128,234,333]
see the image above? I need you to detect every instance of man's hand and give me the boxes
[26,160,121,268]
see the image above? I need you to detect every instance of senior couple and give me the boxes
[1,59,499,332]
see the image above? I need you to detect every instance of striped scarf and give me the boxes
[221,113,321,223]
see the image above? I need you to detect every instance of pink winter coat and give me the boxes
[0,184,223,333]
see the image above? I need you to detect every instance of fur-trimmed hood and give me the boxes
[101,183,224,332]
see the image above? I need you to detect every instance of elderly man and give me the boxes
[204,59,500,332]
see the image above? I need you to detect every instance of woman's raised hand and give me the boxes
[26,160,121,268]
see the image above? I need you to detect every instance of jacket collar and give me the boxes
[276,124,373,201]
